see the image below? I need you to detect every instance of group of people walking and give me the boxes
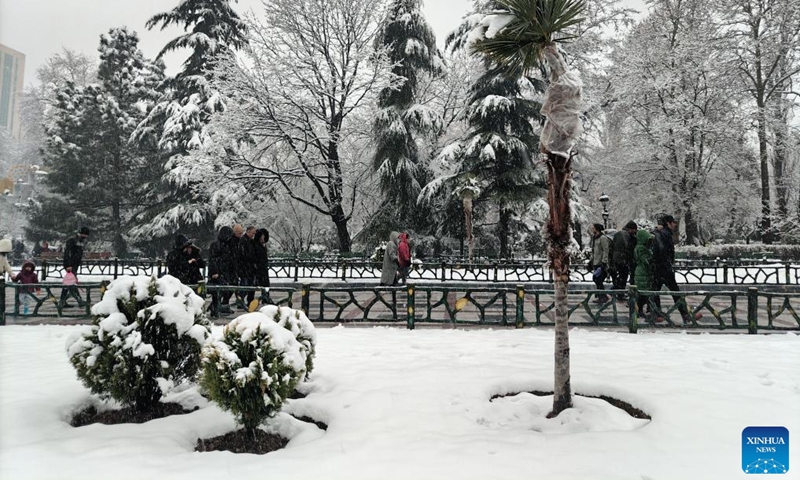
[166,224,271,315]
[588,215,702,324]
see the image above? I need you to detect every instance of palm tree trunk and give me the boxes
[545,152,573,417]
[540,43,582,417]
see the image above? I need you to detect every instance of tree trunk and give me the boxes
[545,152,572,418]
[331,206,351,253]
[540,43,580,418]
[772,102,789,222]
[463,197,474,262]
[756,108,773,244]
[572,221,583,251]
[498,207,510,259]
[684,206,701,245]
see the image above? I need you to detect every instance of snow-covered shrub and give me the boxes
[259,305,317,377]
[66,275,211,412]
[199,312,308,432]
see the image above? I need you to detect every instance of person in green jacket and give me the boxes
[633,229,654,318]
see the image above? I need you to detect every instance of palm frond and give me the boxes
[471,0,586,75]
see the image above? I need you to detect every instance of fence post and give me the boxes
[440,262,446,281]
[294,255,299,282]
[493,263,498,282]
[0,279,5,326]
[722,260,728,285]
[406,284,415,330]
[113,257,119,279]
[628,285,638,334]
[340,259,347,282]
[785,264,791,286]
[42,260,48,281]
[157,259,163,277]
[515,285,524,329]
[747,287,758,334]
[301,283,310,317]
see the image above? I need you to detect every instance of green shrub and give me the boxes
[66,275,211,412]
[259,305,317,377]
[199,311,310,433]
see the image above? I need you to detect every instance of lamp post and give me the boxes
[599,193,610,229]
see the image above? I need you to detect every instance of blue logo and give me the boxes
[742,426,789,474]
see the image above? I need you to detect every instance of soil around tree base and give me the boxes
[195,429,289,454]
[71,403,198,427]
[195,415,326,454]
[491,390,651,420]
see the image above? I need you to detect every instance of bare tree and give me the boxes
[180,0,398,252]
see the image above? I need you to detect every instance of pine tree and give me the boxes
[131,0,249,248]
[34,28,164,254]
[421,9,545,259]
[372,0,442,230]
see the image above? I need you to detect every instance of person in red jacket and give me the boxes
[397,232,412,285]
[14,261,39,314]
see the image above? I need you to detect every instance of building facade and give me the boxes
[0,43,26,140]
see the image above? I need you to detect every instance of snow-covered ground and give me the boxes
[1,325,797,480]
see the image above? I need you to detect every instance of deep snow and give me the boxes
[0,325,798,480]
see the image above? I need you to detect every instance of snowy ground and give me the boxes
[0,325,798,480]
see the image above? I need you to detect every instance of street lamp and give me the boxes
[599,193,610,229]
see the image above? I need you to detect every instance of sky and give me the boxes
[0,0,648,88]
[0,323,797,479]
[0,0,474,86]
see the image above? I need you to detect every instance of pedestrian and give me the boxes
[380,231,400,286]
[32,241,42,258]
[254,228,270,288]
[166,234,205,285]
[633,229,654,319]
[588,223,610,303]
[59,268,86,309]
[208,226,238,315]
[14,260,39,314]
[60,227,89,309]
[237,225,258,309]
[610,220,638,300]
[652,215,702,324]
[0,238,16,281]
[397,232,411,285]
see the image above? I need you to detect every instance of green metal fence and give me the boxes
[4,279,799,333]
[34,257,800,285]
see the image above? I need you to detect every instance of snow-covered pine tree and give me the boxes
[35,28,164,254]
[130,0,249,250]
[372,0,442,232]
[420,6,545,259]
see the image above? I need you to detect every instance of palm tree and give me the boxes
[472,0,585,417]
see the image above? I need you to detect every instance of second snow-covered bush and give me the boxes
[66,275,211,412]
[200,312,309,433]
[259,305,317,377]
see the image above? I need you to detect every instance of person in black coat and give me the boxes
[59,227,90,308]
[166,234,205,285]
[610,221,638,300]
[254,228,270,288]
[208,226,238,315]
[237,226,259,307]
[63,227,90,274]
[652,215,702,324]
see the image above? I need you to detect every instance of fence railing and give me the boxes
[32,257,800,285]
[3,279,798,333]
